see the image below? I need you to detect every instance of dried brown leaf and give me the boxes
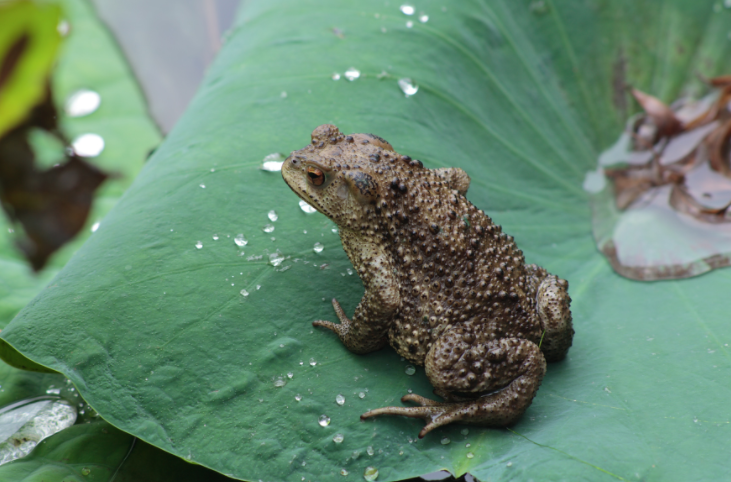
[0,93,108,271]
[707,74,731,87]
[631,88,684,139]
[669,183,731,223]
[605,165,656,209]
[707,118,731,178]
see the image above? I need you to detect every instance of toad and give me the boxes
[282,125,573,437]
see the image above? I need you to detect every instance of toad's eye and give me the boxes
[307,166,325,186]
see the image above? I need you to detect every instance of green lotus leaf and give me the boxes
[2,1,731,481]
[0,420,233,481]
[0,1,61,138]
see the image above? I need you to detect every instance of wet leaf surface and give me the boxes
[0,421,234,481]
[2,1,731,481]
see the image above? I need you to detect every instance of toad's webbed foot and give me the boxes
[361,371,540,438]
[313,298,351,335]
[361,394,455,438]
[313,298,388,355]
[362,334,547,437]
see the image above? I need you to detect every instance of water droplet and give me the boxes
[212,234,219,240]
[309,358,317,366]
[256,284,261,290]
[333,433,344,443]
[359,391,366,399]
[419,13,429,23]
[45,387,61,395]
[274,378,286,387]
[72,133,104,157]
[269,251,285,267]
[466,452,474,459]
[336,394,345,405]
[263,224,275,233]
[268,210,279,222]
[280,91,288,98]
[90,222,100,233]
[195,241,203,249]
[344,67,361,81]
[367,446,374,456]
[406,20,414,28]
[0,398,77,465]
[65,89,101,117]
[81,467,91,476]
[234,234,248,247]
[240,289,249,297]
[332,73,341,81]
[405,365,416,375]
[57,19,70,36]
[397,78,419,97]
[465,443,471,448]
[295,394,302,401]
[299,200,317,213]
[340,469,349,476]
[506,461,513,467]
[318,414,331,427]
[199,183,206,188]
[440,437,451,445]
[313,242,324,253]
[400,4,415,15]
[260,153,284,171]
[460,428,469,436]
[364,466,379,481]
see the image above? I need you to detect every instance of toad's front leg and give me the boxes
[314,239,400,355]
[361,327,546,437]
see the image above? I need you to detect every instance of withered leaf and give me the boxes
[0,92,108,271]
[631,88,683,139]
[669,183,731,224]
[707,74,731,87]
[0,33,29,91]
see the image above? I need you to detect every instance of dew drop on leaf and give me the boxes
[234,234,248,247]
[260,153,284,171]
[344,67,360,81]
[364,466,379,481]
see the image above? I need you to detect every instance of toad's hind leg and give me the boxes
[361,329,547,437]
[528,267,573,362]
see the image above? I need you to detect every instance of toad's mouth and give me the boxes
[281,166,326,216]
